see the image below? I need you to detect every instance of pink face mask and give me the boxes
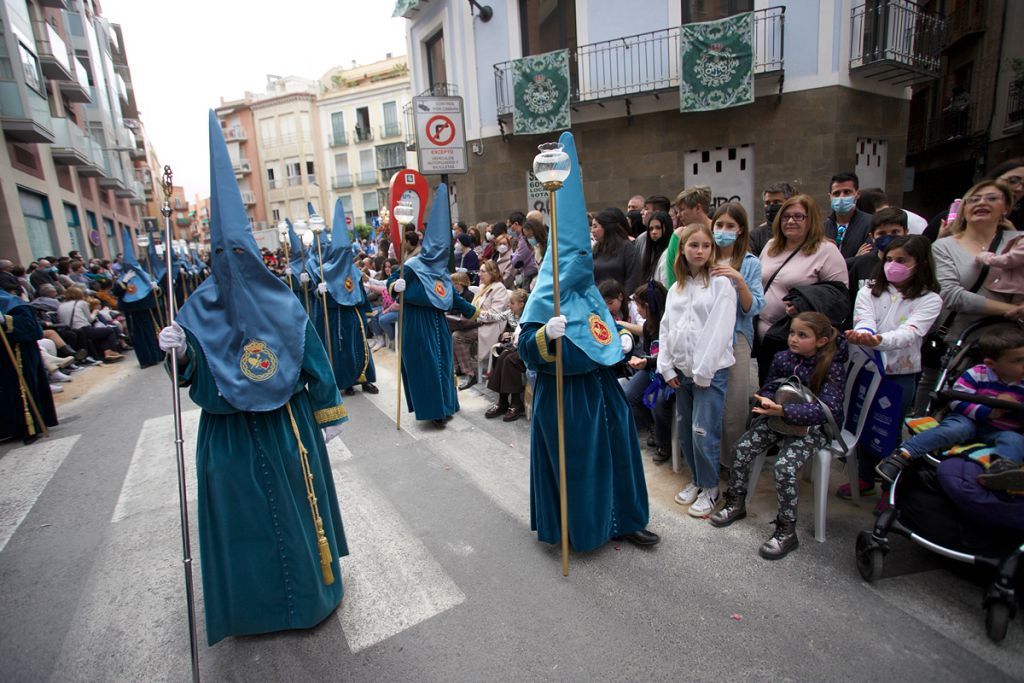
[884,261,914,284]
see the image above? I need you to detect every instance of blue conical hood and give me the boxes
[321,198,364,306]
[403,183,453,310]
[118,227,153,302]
[147,240,167,284]
[286,218,305,279]
[176,111,311,412]
[520,131,622,366]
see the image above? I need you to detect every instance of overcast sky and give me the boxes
[102,0,409,200]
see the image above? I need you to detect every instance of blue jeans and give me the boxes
[676,368,730,489]
[624,370,673,449]
[378,310,399,340]
[902,413,1024,464]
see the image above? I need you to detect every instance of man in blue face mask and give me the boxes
[845,207,908,310]
[824,172,873,264]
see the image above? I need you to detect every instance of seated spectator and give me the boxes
[30,259,64,295]
[57,286,124,363]
[453,261,509,390]
[511,221,538,289]
[451,271,473,303]
[484,289,530,422]
[622,281,672,462]
[492,233,515,288]
[599,278,645,338]
[454,233,479,284]
[521,218,547,290]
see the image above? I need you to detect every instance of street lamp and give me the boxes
[531,140,571,577]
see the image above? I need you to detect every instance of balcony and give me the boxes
[907,105,972,155]
[332,174,353,189]
[356,170,378,186]
[379,122,402,139]
[35,21,73,82]
[50,117,90,166]
[1007,84,1023,130]
[129,180,147,205]
[268,178,281,190]
[330,131,348,146]
[175,212,191,227]
[0,86,54,143]
[64,11,89,56]
[286,176,302,187]
[233,159,252,176]
[58,56,92,103]
[494,8,783,121]
[240,191,256,206]
[944,0,985,51]
[849,0,944,86]
[38,0,68,8]
[224,126,247,142]
[306,173,317,185]
[77,136,107,177]
[353,127,374,143]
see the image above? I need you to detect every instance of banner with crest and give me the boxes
[679,12,754,113]
[513,49,571,135]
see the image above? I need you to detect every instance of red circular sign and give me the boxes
[425,115,455,146]
[345,215,352,225]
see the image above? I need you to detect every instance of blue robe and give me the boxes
[172,321,348,645]
[0,303,57,440]
[518,322,650,552]
[312,282,377,390]
[112,286,163,368]
[389,273,476,421]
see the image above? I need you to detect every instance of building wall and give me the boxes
[452,85,909,223]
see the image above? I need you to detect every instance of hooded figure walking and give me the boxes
[0,287,57,443]
[389,184,479,427]
[112,227,163,368]
[518,132,659,552]
[312,198,378,396]
[158,112,349,646]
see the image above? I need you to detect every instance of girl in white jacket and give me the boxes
[844,235,942,503]
[658,223,737,518]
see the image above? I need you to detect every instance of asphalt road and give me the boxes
[1,348,1021,682]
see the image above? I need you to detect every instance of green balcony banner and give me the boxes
[513,49,571,135]
[679,12,754,113]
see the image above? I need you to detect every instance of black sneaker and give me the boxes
[978,459,1024,491]
[875,452,910,484]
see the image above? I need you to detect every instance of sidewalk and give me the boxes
[51,354,140,409]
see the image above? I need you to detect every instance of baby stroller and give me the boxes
[854,317,1024,642]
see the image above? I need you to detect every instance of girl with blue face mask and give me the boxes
[710,203,766,465]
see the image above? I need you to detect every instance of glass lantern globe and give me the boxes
[136,235,150,248]
[393,200,415,226]
[308,215,326,233]
[301,231,315,248]
[155,244,166,256]
[533,142,571,187]
[277,221,289,242]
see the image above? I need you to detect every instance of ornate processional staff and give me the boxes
[309,214,333,370]
[391,200,417,431]
[161,166,201,682]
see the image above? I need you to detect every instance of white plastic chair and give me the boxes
[746,349,882,542]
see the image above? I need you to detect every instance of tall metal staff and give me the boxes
[533,143,572,577]
[137,235,165,328]
[391,201,416,431]
[309,215,333,370]
[277,222,293,292]
[161,167,201,682]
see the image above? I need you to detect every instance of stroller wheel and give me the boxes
[985,601,1012,643]
[855,531,884,582]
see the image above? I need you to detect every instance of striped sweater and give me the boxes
[949,364,1024,431]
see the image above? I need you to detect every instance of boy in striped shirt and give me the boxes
[877,327,1024,490]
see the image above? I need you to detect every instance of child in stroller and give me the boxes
[875,326,1024,489]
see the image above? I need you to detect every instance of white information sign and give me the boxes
[526,171,550,224]
[413,96,468,175]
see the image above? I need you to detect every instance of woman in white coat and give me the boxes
[453,260,509,390]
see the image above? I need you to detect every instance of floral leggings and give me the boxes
[726,419,829,522]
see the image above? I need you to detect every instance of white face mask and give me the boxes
[497,244,509,254]
[486,231,493,241]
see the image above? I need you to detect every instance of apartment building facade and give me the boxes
[0,0,149,265]
[396,0,947,222]
[318,55,416,227]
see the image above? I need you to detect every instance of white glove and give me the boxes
[158,322,186,358]
[0,311,5,326]
[317,282,328,295]
[323,423,344,443]
[620,333,633,353]
[393,278,406,293]
[299,272,310,284]
[455,267,467,273]
[545,315,567,340]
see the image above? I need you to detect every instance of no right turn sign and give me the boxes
[413,96,468,175]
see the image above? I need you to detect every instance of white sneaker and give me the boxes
[674,482,701,506]
[49,384,64,393]
[50,371,72,383]
[688,487,720,518]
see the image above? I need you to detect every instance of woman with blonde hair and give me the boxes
[452,260,509,390]
[658,223,737,518]
[754,194,847,384]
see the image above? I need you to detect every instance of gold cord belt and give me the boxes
[285,402,334,585]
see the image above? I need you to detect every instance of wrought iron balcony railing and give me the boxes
[849,0,944,85]
[907,105,971,155]
[494,8,783,117]
[1007,84,1023,129]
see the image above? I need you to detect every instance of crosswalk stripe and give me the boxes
[0,435,80,554]
[333,459,466,652]
[112,409,201,524]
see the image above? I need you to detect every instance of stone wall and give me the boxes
[452,85,909,223]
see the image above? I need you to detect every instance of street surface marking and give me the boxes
[0,435,80,553]
[112,409,200,523]
[334,463,465,652]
